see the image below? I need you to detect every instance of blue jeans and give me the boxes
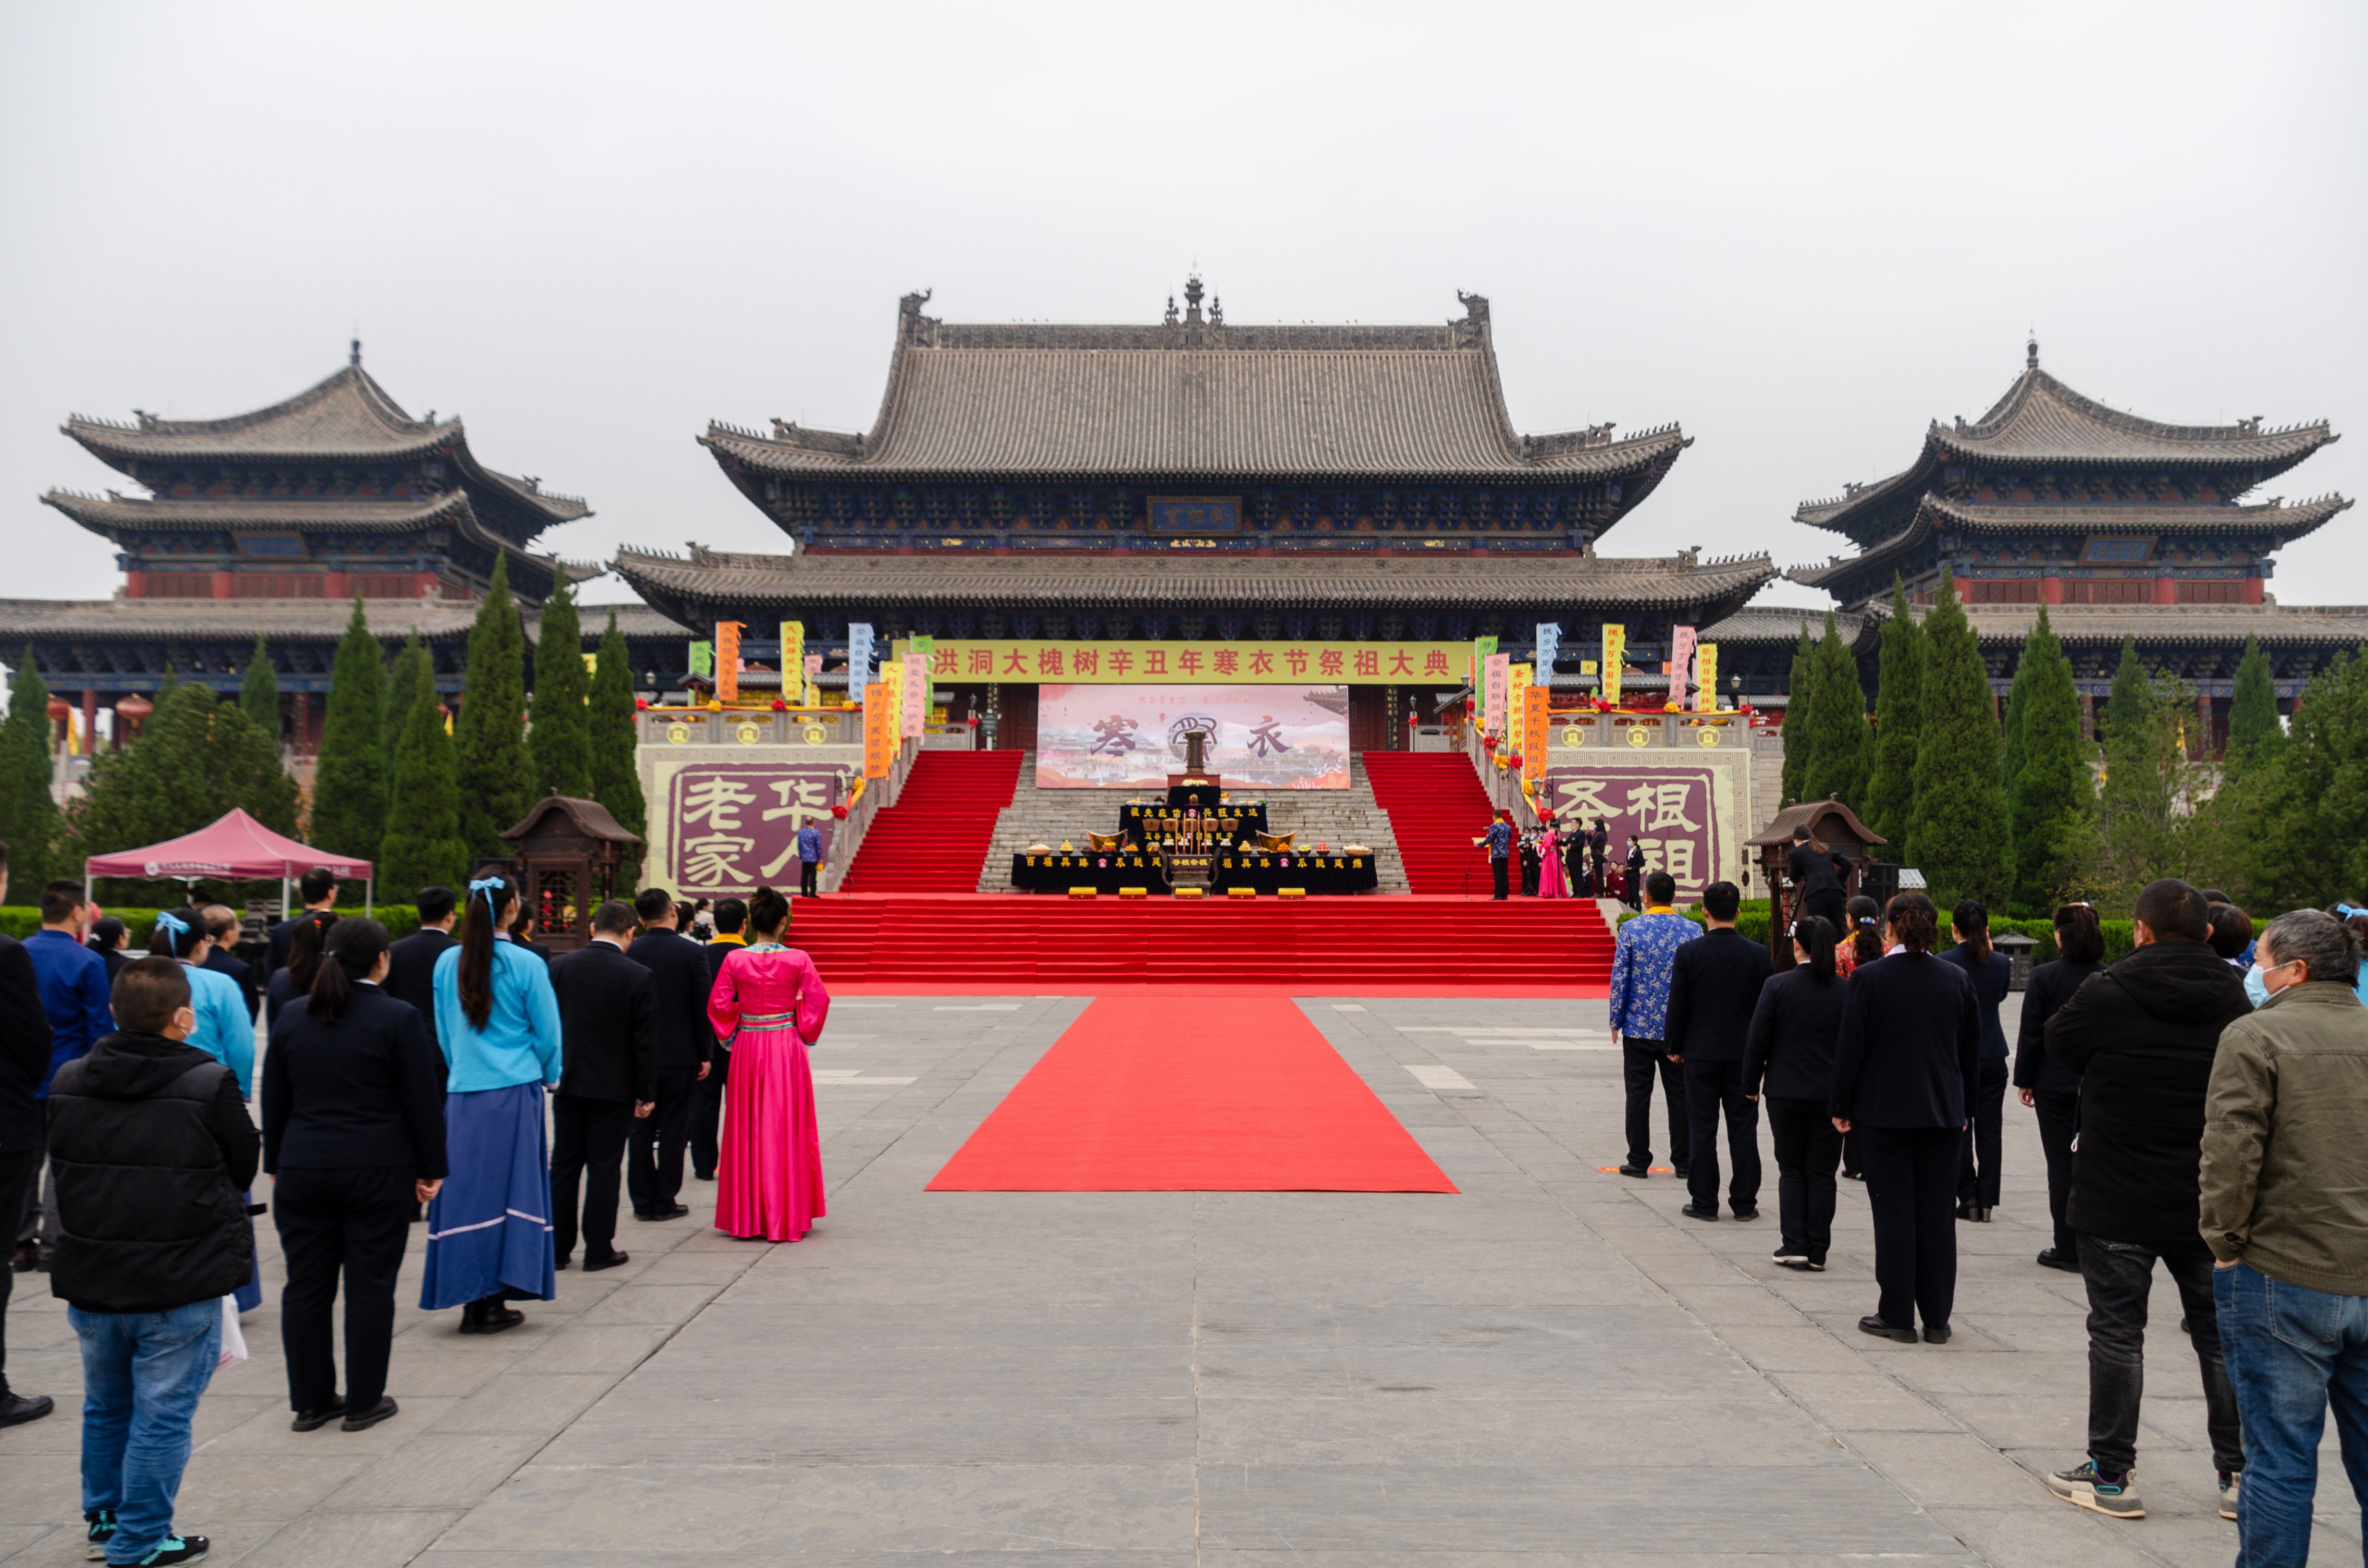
[2215,1262,2368,1567]
[69,1299,221,1565]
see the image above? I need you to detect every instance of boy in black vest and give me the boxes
[49,956,259,1567]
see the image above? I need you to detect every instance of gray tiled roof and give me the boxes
[40,490,475,532]
[610,545,1775,610]
[1934,369,2335,466]
[63,360,590,525]
[701,293,1687,480]
[1796,358,2339,540]
[1788,494,2353,590]
[1700,606,1871,645]
[0,595,678,645]
[1953,602,2368,646]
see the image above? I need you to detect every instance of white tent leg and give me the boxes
[281,875,290,921]
[365,878,373,920]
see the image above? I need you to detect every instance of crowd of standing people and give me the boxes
[1609,845,2368,1563]
[0,847,829,1567]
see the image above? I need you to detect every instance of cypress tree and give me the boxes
[2237,650,2368,907]
[74,683,299,902]
[456,554,534,855]
[1801,612,1870,807]
[238,636,280,745]
[1862,581,1926,862]
[2005,605,2089,913]
[309,598,388,863]
[1905,571,2010,907]
[587,609,647,884]
[1781,625,1817,806]
[2224,635,2282,776]
[2087,636,2189,908]
[380,684,468,895]
[529,574,592,798]
[0,649,62,892]
[382,631,432,768]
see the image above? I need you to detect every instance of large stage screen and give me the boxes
[1036,685,1350,789]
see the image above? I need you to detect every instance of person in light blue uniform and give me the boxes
[421,873,562,1333]
[152,907,264,1311]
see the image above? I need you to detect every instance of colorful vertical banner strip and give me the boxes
[1695,643,1720,713]
[714,622,744,706]
[804,653,824,709]
[848,624,874,709]
[1482,652,1511,735]
[1667,625,1696,712]
[1534,623,1561,684]
[689,640,714,678]
[1601,625,1627,705]
[901,652,929,738]
[1522,686,1552,782]
[780,621,804,700]
[863,683,897,777]
[1507,661,1532,733]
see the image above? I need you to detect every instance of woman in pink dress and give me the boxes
[705,886,831,1241]
[1537,814,1570,899]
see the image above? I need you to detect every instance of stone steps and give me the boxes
[978,753,1410,893]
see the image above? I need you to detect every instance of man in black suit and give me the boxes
[268,866,340,977]
[0,843,57,1427]
[1664,880,1775,1221]
[382,887,459,1052]
[689,898,745,1181]
[548,901,656,1272]
[625,887,712,1222]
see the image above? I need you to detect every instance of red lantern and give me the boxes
[44,697,70,722]
[831,804,849,820]
[114,695,153,724]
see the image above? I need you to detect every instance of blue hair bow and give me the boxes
[154,910,189,938]
[468,876,506,903]
[2341,905,2366,922]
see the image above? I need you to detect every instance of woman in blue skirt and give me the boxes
[421,873,563,1333]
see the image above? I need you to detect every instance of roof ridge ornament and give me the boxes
[2027,332,2038,371]
[351,338,362,367]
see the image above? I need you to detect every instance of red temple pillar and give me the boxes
[2153,576,2178,605]
[2245,577,2265,605]
[2040,576,2064,605]
[81,689,97,754]
[211,570,234,600]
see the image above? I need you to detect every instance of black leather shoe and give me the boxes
[1673,1164,1691,1179]
[289,1401,345,1432]
[458,1300,525,1335]
[554,1254,571,1271]
[2036,1248,2080,1273]
[1616,1164,1650,1179]
[7,1242,34,1273]
[634,1204,691,1221]
[582,1251,631,1272]
[1858,1314,1917,1343]
[341,1396,398,1432]
[0,1389,54,1427]
[1730,1205,1760,1221]
[1681,1204,1720,1221]
[693,1171,716,1182]
[1923,1324,1952,1345]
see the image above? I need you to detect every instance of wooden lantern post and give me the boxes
[497,791,645,955]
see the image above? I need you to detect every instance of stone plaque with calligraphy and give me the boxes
[666,762,841,894]
[1542,764,1722,901]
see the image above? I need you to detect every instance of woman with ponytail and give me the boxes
[1941,899,2012,1222]
[2014,903,2106,1273]
[1831,891,1983,1345]
[264,909,340,1029]
[706,884,830,1241]
[263,918,448,1431]
[1744,916,1847,1270]
[421,872,562,1334]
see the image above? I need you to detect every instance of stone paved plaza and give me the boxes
[2,991,2359,1566]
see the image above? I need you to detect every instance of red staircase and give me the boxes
[791,892,1615,986]
[838,750,1024,894]
[1360,751,1500,894]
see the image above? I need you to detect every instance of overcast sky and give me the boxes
[4,1,2362,613]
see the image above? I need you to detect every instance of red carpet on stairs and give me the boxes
[790,893,1614,987]
[926,993,1458,1192]
[839,749,1023,893]
[1360,751,1502,894]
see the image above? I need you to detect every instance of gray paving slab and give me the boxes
[6,987,2351,1565]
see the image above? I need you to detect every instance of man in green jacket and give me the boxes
[2200,907,2368,1567]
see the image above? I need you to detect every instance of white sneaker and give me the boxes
[2219,1471,2239,1521]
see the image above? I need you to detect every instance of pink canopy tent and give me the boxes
[85,809,374,917]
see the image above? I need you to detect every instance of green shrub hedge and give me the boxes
[0,905,421,945]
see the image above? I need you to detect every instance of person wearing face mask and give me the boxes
[2202,907,2368,1567]
[2042,879,2251,1523]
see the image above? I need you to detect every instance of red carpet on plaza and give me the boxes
[926,993,1458,1193]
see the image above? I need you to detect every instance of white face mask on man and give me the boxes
[2245,952,2306,1008]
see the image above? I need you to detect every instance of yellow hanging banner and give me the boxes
[714,622,743,706]
[1601,625,1626,705]
[863,683,897,778]
[1522,686,1552,782]
[1695,643,1720,713]
[918,639,1475,685]
[779,621,803,698]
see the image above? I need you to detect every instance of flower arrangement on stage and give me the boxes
[831,804,848,819]
[772,697,788,710]
[1480,734,1497,752]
